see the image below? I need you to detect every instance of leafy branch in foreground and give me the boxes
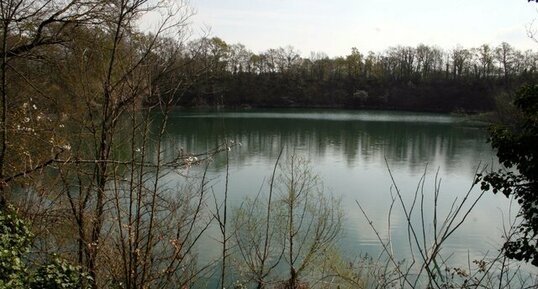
[478,83,538,266]
[1,206,91,289]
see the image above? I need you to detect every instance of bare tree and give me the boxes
[0,0,105,205]
[277,155,342,289]
[355,162,536,289]
[233,148,285,289]
[0,0,237,288]
[233,153,343,289]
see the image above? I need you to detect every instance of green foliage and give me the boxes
[30,257,91,289]
[0,208,89,289]
[478,83,538,265]
[0,206,32,289]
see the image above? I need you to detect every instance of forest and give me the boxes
[175,38,537,112]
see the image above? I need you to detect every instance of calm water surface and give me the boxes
[161,109,518,268]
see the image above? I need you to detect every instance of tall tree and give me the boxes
[0,0,103,206]
[495,42,515,81]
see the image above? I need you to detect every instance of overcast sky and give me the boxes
[189,0,538,57]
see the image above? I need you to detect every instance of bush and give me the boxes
[0,206,32,289]
[0,207,90,289]
[30,257,91,289]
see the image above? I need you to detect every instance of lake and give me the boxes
[160,109,524,280]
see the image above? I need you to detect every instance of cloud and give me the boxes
[190,0,538,57]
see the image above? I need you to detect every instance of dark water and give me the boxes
[160,109,518,270]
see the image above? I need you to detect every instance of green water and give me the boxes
[160,109,516,271]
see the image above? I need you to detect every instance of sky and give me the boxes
[189,0,538,57]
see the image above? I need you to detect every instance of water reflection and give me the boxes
[163,110,491,174]
[159,109,515,270]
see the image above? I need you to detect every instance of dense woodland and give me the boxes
[174,39,538,112]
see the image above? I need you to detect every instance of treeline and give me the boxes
[4,25,535,113]
[168,38,538,112]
